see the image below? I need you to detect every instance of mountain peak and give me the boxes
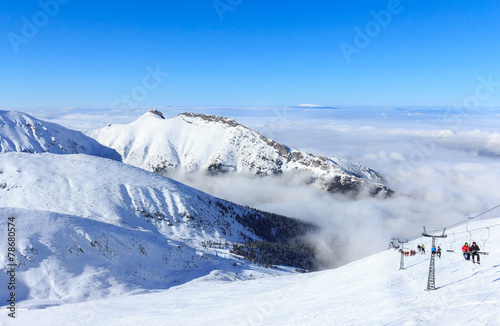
[90,111,389,195]
[146,109,165,119]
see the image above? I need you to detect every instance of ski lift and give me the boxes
[482,227,490,252]
[447,233,456,252]
[460,226,490,257]
[465,222,491,255]
[466,217,473,244]
[476,227,490,255]
[388,237,400,250]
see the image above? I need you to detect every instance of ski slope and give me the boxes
[4,217,499,325]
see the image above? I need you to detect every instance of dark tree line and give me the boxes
[234,209,317,243]
[230,208,318,270]
[230,240,315,270]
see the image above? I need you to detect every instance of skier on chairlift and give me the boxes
[462,242,470,260]
[470,241,480,264]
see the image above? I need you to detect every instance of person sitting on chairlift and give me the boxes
[462,242,470,260]
[470,242,480,264]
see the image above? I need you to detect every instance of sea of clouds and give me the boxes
[23,106,500,268]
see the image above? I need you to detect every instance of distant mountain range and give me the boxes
[88,109,390,195]
[0,109,389,195]
[292,104,339,109]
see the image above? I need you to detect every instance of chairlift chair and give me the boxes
[446,233,456,252]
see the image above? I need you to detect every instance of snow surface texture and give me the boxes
[88,110,388,195]
[2,216,498,325]
[0,153,302,305]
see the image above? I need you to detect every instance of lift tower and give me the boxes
[422,227,447,290]
[398,239,408,270]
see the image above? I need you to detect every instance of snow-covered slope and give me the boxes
[0,152,247,241]
[0,110,119,159]
[5,216,499,325]
[88,110,388,194]
[0,207,293,307]
[0,152,312,245]
[0,153,314,305]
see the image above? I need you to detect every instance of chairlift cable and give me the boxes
[436,204,500,233]
[469,204,500,220]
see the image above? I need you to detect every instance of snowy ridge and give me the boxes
[88,110,388,194]
[0,110,119,159]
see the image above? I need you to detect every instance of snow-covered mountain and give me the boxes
[0,152,315,304]
[0,152,313,245]
[0,109,388,195]
[5,215,499,325]
[0,110,119,159]
[88,110,389,195]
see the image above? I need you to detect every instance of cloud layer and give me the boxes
[20,106,500,268]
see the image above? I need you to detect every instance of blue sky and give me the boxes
[1,0,500,108]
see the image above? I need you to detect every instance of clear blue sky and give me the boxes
[1,0,499,108]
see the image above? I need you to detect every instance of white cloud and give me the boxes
[168,107,500,268]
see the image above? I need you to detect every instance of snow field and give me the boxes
[3,216,498,325]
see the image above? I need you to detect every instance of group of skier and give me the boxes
[462,241,481,264]
[394,240,482,264]
[431,246,442,258]
[401,245,442,258]
[399,249,416,256]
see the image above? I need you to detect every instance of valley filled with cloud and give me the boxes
[27,106,500,268]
